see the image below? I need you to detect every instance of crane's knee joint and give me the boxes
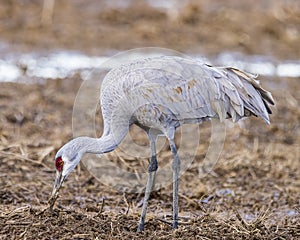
[148,156,158,172]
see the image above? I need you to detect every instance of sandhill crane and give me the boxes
[49,56,274,231]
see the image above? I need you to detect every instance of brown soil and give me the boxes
[0,1,300,239]
[0,0,300,59]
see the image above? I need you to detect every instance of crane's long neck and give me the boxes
[76,133,125,155]
[70,118,130,156]
[83,134,119,154]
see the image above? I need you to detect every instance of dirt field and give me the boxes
[0,1,299,239]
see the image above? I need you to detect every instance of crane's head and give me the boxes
[49,140,84,207]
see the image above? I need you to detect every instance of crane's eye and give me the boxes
[55,156,64,172]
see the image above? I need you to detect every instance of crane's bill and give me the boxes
[48,170,65,209]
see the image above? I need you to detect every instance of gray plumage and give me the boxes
[101,56,274,128]
[49,56,274,231]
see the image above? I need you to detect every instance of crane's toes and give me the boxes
[172,221,178,229]
[137,223,144,232]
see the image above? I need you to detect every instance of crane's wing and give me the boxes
[101,56,275,128]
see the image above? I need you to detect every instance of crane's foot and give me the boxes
[137,223,144,232]
[172,220,178,229]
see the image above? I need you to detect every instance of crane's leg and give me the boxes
[137,136,158,232]
[169,138,180,229]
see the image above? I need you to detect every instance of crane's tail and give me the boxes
[220,67,275,124]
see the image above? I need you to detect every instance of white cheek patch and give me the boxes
[61,156,71,177]
[61,154,81,178]
[62,161,72,177]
